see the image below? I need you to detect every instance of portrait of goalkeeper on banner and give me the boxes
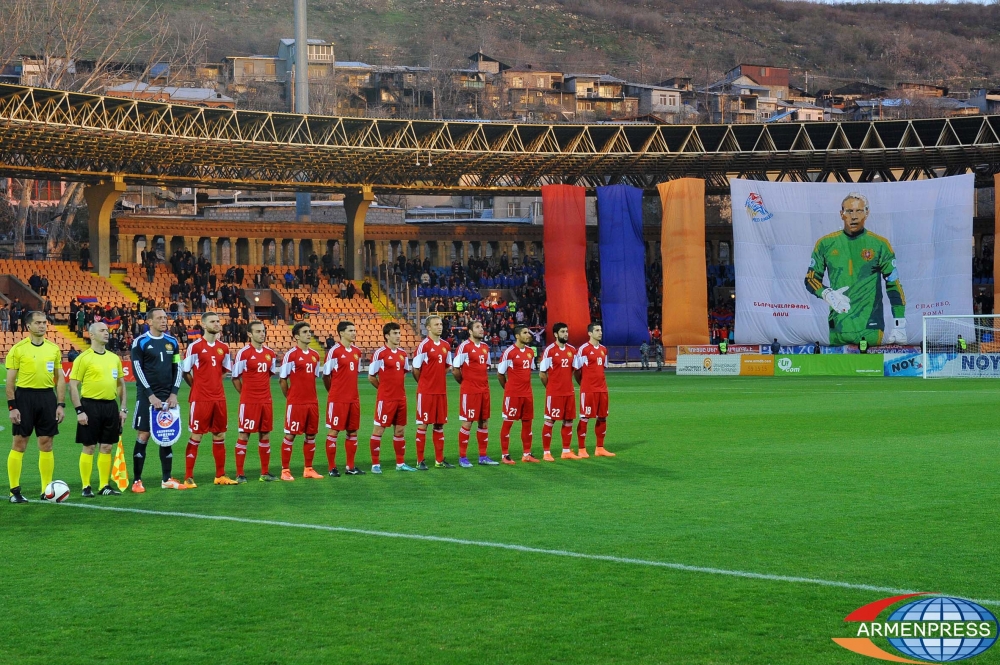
[804,193,907,346]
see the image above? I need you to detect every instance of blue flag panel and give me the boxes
[596,185,649,346]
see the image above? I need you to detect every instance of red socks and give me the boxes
[346,434,358,469]
[561,423,573,450]
[477,427,489,456]
[185,439,199,479]
[415,429,427,462]
[303,437,316,468]
[521,421,533,455]
[325,434,338,471]
[235,440,247,477]
[500,420,513,456]
[458,427,470,459]
[369,434,381,465]
[392,436,406,465]
[542,422,553,453]
[577,420,589,451]
[596,419,607,448]
[281,437,294,469]
[212,438,226,477]
[432,429,445,464]
[259,438,271,475]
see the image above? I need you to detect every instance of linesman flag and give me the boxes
[112,437,129,491]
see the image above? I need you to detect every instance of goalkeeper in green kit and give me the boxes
[804,193,907,346]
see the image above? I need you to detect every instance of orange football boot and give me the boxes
[302,467,324,479]
[595,447,616,457]
[214,475,239,485]
[576,448,590,459]
[560,450,580,460]
[280,469,295,481]
[542,452,556,462]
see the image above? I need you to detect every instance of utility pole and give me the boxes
[294,0,311,226]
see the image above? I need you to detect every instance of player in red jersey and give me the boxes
[573,322,615,458]
[497,324,540,464]
[452,320,499,467]
[412,315,454,470]
[231,321,279,482]
[322,320,365,477]
[368,322,415,473]
[539,322,578,462]
[278,322,324,481]
[181,312,236,487]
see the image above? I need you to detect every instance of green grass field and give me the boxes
[2,373,999,664]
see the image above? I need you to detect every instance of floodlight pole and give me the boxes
[294,0,311,226]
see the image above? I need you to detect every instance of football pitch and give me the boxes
[2,373,999,664]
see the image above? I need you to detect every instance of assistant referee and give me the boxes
[5,310,66,503]
[69,322,127,497]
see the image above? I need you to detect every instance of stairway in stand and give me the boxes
[107,270,141,304]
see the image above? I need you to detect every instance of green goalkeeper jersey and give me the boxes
[804,228,906,344]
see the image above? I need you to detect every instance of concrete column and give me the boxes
[290,238,300,266]
[210,237,220,264]
[83,176,126,277]
[119,234,134,264]
[250,238,261,266]
[344,185,374,281]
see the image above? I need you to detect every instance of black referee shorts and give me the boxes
[12,387,59,438]
[76,398,122,446]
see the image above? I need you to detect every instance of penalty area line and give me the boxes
[60,502,1000,607]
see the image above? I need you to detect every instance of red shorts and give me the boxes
[238,402,273,434]
[544,395,576,422]
[459,392,491,422]
[415,393,448,425]
[326,400,361,432]
[502,395,534,422]
[284,403,319,436]
[374,399,407,428]
[579,391,609,419]
[189,400,227,434]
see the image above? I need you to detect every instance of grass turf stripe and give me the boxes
[57,502,1000,608]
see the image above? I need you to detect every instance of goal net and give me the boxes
[921,314,1000,378]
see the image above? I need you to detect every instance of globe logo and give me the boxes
[887,597,996,662]
[834,593,998,663]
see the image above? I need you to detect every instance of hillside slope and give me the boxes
[166,0,1000,90]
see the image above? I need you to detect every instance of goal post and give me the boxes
[921,314,1000,378]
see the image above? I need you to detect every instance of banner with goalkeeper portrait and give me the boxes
[731,176,973,346]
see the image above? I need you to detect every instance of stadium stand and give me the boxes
[0,259,123,321]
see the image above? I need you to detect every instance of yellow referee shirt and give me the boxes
[5,338,61,389]
[69,348,123,401]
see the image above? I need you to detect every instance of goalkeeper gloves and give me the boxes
[886,319,907,344]
[821,286,851,314]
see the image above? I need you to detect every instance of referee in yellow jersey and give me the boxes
[6,310,66,503]
[69,322,127,497]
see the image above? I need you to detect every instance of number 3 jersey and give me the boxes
[323,343,363,403]
[181,338,232,401]
[232,345,279,403]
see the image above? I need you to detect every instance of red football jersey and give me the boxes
[182,338,231,401]
[369,346,410,402]
[452,339,490,394]
[323,343,362,402]
[539,342,577,397]
[498,344,535,398]
[413,338,452,395]
[574,342,608,393]
[279,346,321,404]
[232,344,278,403]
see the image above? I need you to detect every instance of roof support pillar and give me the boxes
[83,175,126,278]
[344,185,374,282]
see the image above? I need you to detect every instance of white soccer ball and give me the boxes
[44,480,70,503]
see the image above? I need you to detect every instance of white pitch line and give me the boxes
[57,502,1000,608]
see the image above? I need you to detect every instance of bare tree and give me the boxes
[2,0,206,259]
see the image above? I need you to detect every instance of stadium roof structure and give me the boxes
[2,83,1000,195]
